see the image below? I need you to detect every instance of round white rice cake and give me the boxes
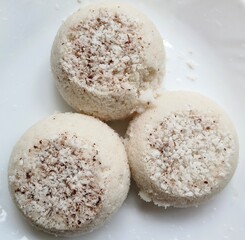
[8,113,130,236]
[51,1,165,121]
[125,91,239,208]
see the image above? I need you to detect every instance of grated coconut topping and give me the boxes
[60,8,154,92]
[146,109,235,198]
[9,133,103,231]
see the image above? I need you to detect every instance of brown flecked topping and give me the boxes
[61,8,151,92]
[146,110,235,197]
[9,133,104,231]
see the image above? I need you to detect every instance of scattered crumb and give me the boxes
[19,237,29,240]
[163,39,173,49]
[0,205,7,223]
[138,89,155,106]
[186,61,195,70]
[187,75,197,81]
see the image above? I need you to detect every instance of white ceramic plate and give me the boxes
[1,0,245,239]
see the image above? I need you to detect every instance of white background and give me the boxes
[0,0,245,239]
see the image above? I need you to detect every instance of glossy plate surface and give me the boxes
[0,0,245,239]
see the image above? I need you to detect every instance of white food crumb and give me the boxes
[139,191,151,202]
[163,39,173,49]
[0,205,7,223]
[19,237,29,240]
[139,89,155,105]
[186,61,195,70]
[187,75,197,81]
